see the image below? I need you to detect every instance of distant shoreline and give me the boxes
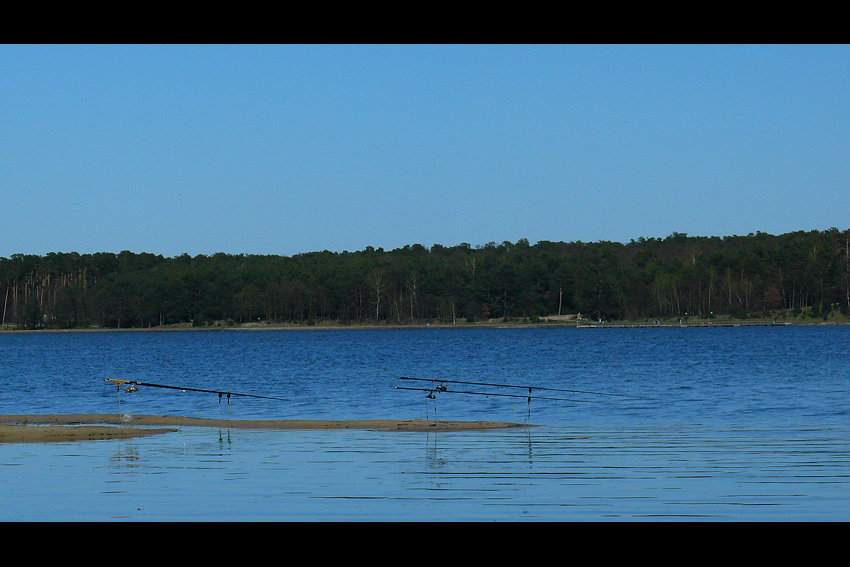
[2,317,847,333]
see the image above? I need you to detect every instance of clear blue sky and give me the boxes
[2,44,849,258]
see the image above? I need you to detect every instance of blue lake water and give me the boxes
[1,325,849,520]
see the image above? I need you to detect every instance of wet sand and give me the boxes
[0,414,531,443]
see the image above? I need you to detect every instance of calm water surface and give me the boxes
[1,326,849,520]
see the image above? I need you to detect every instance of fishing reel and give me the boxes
[106,378,139,394]
[425,383,447,399]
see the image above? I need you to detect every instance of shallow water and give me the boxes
[3,423,848,521]
[2,326,849,520]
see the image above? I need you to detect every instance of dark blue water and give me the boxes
[2,326,849,520]
[1,325,847,426]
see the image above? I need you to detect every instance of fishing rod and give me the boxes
[398,376,645,399]
[104,378,286,402]
[394,384,598,403]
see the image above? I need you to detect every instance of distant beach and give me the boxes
[3,314,845,334]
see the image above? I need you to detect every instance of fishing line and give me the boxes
[423,378,439,422]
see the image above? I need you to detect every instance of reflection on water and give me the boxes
[3,423,849,521]
[108,443,141,469]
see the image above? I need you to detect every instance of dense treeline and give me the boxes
[2,228,850,329]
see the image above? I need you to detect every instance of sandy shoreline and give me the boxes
[0,414,531,443]
[4,314,840,334]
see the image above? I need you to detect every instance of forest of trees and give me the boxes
[2,228,850,330]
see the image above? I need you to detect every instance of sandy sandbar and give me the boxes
[0,414,530,443]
